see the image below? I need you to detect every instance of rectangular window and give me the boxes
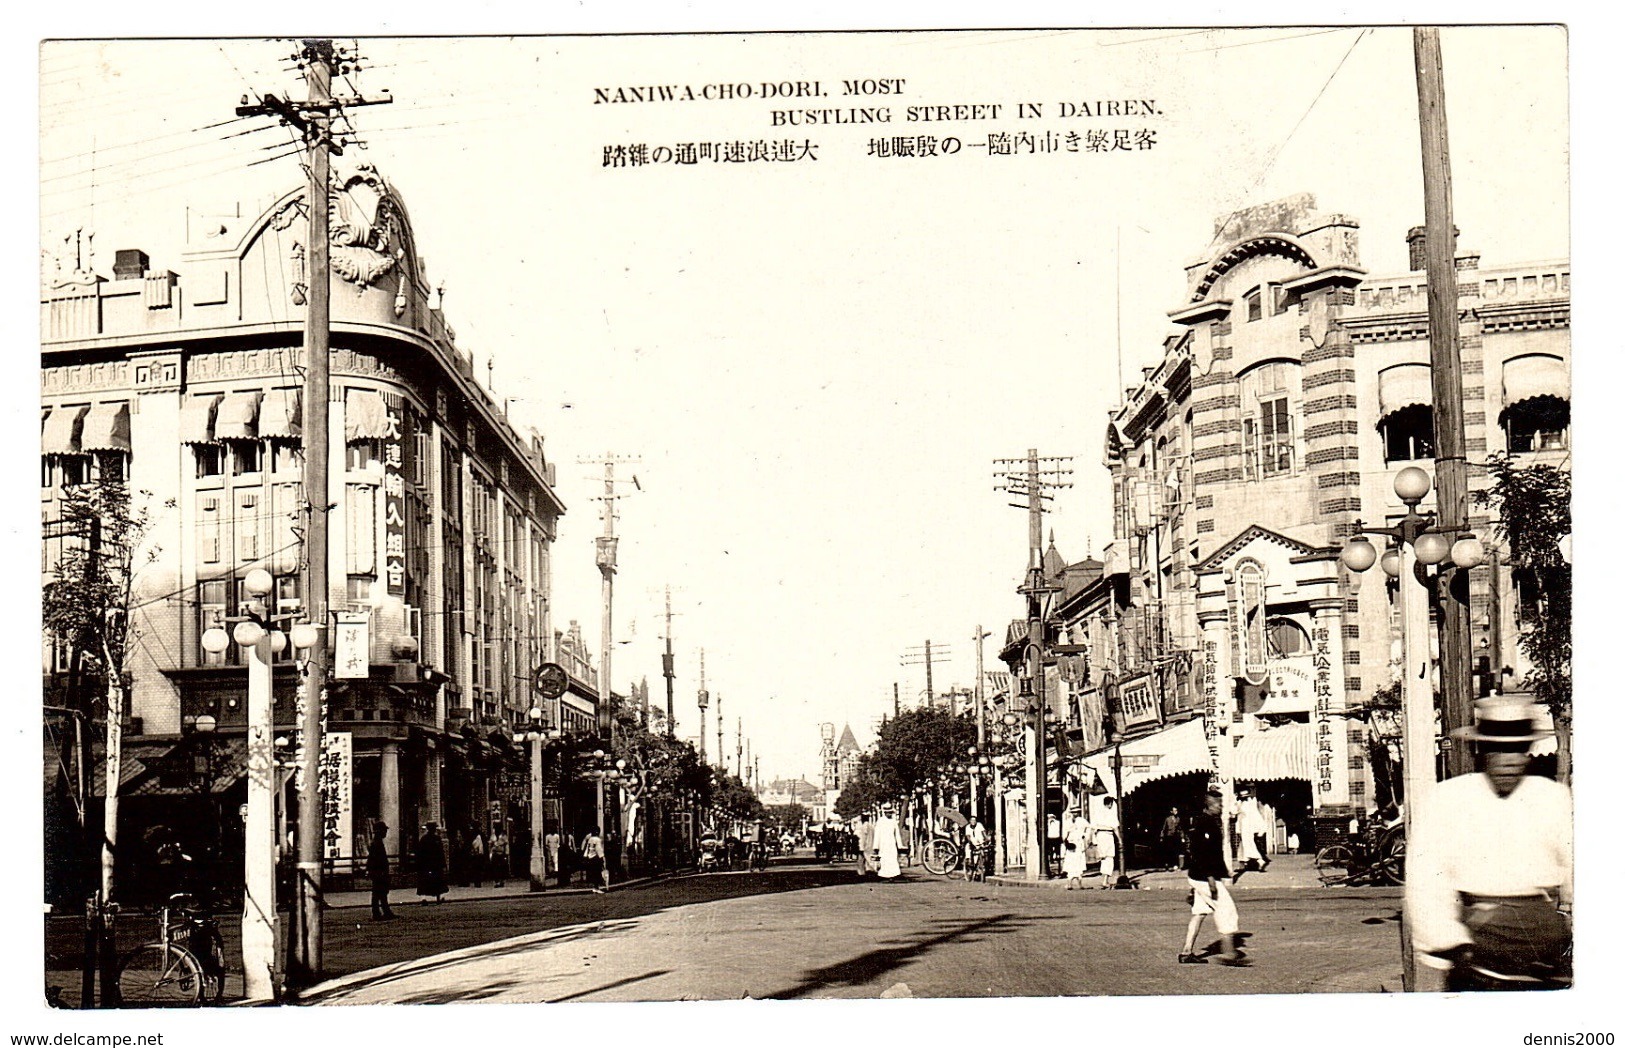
[235,491,259,560]
[96,452,128,483]
[270,442,303,475]
[1245,287,1262,322]
[346,483,377,575]
[199,579,228,665]
[232,442,262,476]
[347,575,374,605]
[1258,397,1293,476]
[195,445,225,478]
[199,495,222,564]
[346,440,382,472]
[59,455,89,488]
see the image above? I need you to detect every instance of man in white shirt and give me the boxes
[1090,796,1122,889]
[1407,696,1572,989]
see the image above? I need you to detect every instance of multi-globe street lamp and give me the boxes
[514,706,562,890]
[200,567,319,1003]
[1340,465,1485,988]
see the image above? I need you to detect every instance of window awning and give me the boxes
[260,389,302,440]
[1231,721,1311,783]
[80,402,131,453]
[1377,364,1432,418]
[1502,355,1568,410]
[215,392,262,442]
[41,405,88,455]
[1077,717,1213,797]
[345,389,390,441]
[179,395,222,445]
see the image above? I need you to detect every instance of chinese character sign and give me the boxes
[383,405,406,595]
[335,613,370,679]
[319,731,353,863]
[1310,613,1350,807]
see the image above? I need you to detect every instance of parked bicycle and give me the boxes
[1315,824,1405,887]
[115,893,226,1006]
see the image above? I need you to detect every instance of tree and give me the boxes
[867,706,978,800]
[763,803,808,836]
[1472,453,1572,777]
[833,754,885,819]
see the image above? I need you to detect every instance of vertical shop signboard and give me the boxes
[319,731,353,863]
[383,401,406,596]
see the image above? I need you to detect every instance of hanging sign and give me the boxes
[319,731,353,863]
[335,612,370,679]
[382,401,406,596]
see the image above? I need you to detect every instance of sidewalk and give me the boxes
[988,853,1335,891]
[321,867,699,910]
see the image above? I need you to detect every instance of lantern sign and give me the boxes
[319,731,353,863]
[335,612,370,679]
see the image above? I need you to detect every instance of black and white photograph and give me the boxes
[22,11,1609,1043]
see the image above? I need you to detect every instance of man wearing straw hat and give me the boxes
[1407,695,1572,989]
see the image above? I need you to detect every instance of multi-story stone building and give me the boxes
[41,165,580,888]
[1070,194,1569,859]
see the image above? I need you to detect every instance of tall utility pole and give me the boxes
[237,38,390,991]
[661,587,677,736]
[581,456,638,739]
[715,692,724,773]
[972,625,991,819]
[1414,27,1474,778]
[900,641,952,709]
[696,648,709,763]
[995,448,1073,879]
[736,718,743,780]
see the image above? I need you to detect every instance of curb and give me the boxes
[322,868,700,911]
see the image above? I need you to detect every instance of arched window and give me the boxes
[1504,394,1569,453]
[1380,404,1435,463]
[1265,617,1310,658]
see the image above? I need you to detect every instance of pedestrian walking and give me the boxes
[873,803,903,880]
[367,822,396,920]
[1045,811,1063,877]
[1235,788,1269,874]
[1179,791,1245,965]
[1408,696,1572,989]
[581,826,608,893]
[1091,796,1121,888]
[855,813,874,877]
[1160,807,1185,870]
[544,827,562,886]
[414,823,448,903]
[468,828,487,887]
[1062,810,1090,889]
[490,829,510,888]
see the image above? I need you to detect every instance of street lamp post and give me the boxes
[1341,465,1485,991]
[1107,732,1133,889]
[186,713,220,903]
[516,707,562,891]
[200,567,319,1004]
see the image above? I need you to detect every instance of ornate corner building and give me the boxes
[41,166,586,891]
[1052,194,1569,855]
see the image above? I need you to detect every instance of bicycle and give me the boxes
[1314,825,1405,887]
[921,835,964,877]
[116,893,226,1006]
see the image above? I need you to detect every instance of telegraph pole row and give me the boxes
[995,449,1072,880]
[900,641,952,709]
[234,38,391,995]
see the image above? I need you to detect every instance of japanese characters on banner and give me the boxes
[334,612,370,679]
[1309,611,1349,805]
[319,731,353,862]
[1238,560,1269,685]
[382,400,406,595]
[1201,626,1226,789]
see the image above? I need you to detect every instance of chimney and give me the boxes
[112,249,149,281]
[1406,224,1461,272]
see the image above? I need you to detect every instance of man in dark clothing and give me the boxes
[1179,791,1243,965]
[368,822,396,920]
[1160,807,1185,870]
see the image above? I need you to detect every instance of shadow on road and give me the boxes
[549,969,672,1003]
[764,912,1060,1000]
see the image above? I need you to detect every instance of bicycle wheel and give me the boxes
[1314,844,1356,887]
[118,944,205,1006]
[1375,834,1406,886]
[922,838,957,876]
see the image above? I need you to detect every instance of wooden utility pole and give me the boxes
[235,40,391,988]
[661,587,676,736]
[696,648,709,763]
[900,641,951,709]
[1414,27,1475,779]
[715,692,724,772]
[995,449,1072,879]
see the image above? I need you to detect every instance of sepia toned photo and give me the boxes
[30,20,1591,1033]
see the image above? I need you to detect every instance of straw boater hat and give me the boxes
[1451,695,1553,745]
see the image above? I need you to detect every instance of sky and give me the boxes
[35,26,1571,787]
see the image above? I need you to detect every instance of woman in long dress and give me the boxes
[1062,811,1090,888]
[873,803,902,880]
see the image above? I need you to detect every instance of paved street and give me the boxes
[299,858,1404,1004]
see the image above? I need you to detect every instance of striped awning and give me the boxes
[80,402,131,453]
[42,405,89,455]
[1231,721,1311,783]
[215,392,262,442]
[1078,717,1212,797]
[179,395,221,445]
[345,389,390,441]
[1377,364,1432,418]
[1502,354,1568,409]
[260,389,302,439]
